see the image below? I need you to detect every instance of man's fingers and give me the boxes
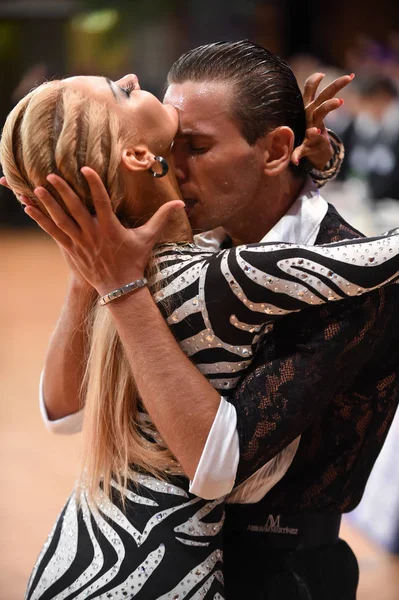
[312,74,354,108]
[303,73,325,106]
[34,186,80,237]
[24,205,72,247]
[46,174,92,230]
[141,201,185,244]
[81,167,115,224]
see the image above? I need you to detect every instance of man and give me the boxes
[19,41,399,599]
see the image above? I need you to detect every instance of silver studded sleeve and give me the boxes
[228,207,399,513]
[151,228,399,397]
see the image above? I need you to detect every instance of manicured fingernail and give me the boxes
[339,99,344,105]
[317,128,322,135]
[350,73,355,78]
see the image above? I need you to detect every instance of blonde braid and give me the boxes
[0,79,178,508]
[0,89,39,200]
[53,88,89,204]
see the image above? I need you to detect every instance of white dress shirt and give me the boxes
[40,178,328,501]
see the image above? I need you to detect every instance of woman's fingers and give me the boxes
[81,167,115,225]
[312,98,343,127]
[20,195,34,207]
[0,177,26,204]
[0,178,37,208]
[303,73,325,107]
[291,128,321,164]
[46,174,93,231]
[24,205,72,247]
[292,141,311,165]
[34,186,81,238]
[312,74,354,108]
[291,127,327,165]
[0,176,11,190]
[140,200,185,245]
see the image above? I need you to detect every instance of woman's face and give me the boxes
[64,74,179,155]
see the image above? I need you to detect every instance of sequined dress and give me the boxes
[26,231,399,600]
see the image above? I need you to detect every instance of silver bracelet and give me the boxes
[99,278,148,306]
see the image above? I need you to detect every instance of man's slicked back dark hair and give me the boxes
[167,40,306,148]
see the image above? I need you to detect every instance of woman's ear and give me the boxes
[263,126,295,176]
[121,146,155,173]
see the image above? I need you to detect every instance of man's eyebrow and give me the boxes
[105,77,118,100]
[176,129,212,137]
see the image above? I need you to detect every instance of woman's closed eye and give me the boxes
[119,81,135,97]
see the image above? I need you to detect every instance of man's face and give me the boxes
[164,80,267,233]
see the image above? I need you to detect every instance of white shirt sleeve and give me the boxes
[188,396,301,503]
[189,397,239,499]
[225,436,300,504]
[39,370,84,435]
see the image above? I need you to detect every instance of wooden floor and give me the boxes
[1,230,399,600]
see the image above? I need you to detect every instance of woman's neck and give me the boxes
[127,170,193,244]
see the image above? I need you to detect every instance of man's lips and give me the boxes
[183,198,198,213]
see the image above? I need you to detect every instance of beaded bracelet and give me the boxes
[307,129,345,188]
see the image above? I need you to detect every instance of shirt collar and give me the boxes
[260,177,328,245]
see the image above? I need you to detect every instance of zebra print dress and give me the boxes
[26,231,399,600]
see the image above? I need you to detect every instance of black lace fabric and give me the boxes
[232,205,399,513]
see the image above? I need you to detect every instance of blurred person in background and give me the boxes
[338,76,399,233]
[312,33,399,235]
[3,41,399,599]
[338,76,399,197]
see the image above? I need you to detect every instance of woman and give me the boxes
[2,75,399,600]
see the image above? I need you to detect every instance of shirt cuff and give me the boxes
[189,397,239,499]
[39,371,84,435]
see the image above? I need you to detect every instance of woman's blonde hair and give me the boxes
[0,80,178,504]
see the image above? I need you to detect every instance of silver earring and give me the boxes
[149,156,169,178]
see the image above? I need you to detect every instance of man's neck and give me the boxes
[224,174,305,245]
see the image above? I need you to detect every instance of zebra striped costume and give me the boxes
[26,231,399,600]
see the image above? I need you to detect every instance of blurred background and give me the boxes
[1,0,399,598]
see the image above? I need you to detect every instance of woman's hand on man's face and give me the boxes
[292,72,355,170]
[22,168,184,297]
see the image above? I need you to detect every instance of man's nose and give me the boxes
[171,145,188,183]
